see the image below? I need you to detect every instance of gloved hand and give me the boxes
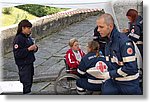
[97,72,110,80]
[102,72,110,80]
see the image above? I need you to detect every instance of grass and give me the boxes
[0,7,38,27]
[0,6,69,28]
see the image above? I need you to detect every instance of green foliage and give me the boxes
[16,4,69,17]
[2,7,13,14]
[1,4,68,27]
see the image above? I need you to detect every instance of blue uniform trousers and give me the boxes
[101,79,142,95]
[76,78,102,91]
[18,63,34,94]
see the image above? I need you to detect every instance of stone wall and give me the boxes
[113,0,143,31]
[1,9,104,54]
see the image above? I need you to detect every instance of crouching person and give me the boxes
[96,13,141,95]
[76,41,107,95]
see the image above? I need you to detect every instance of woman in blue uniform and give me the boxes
[123,9,143,91]
[123,9,143,58]
[76,41,107,95]
[13,19,38,94]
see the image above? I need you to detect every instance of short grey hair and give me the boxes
[98,13,114,25]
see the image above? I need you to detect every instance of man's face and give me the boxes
[96,18,111,38]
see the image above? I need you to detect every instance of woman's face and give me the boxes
[86,44,91,53]
[22,27,32,35]
[127,16,132,22]
[72,41,79,51]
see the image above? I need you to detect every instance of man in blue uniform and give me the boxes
[96,13,141,95]
[13,19,38,94]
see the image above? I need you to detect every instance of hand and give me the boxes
[28,44,37,51]
[97,72,110,80]
[33,45,38,51]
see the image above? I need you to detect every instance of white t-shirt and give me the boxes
[73,50,82,62]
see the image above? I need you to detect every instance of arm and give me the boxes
[65,52,79,68]
[109,41,138,78]
[13,37,29,59]
[34,45,38,53]
[77,58,86,78]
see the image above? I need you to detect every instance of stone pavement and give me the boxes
[2,15,99,94]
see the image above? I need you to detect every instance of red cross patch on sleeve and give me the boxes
[127,48,133,55]
[131,29,135,33]
[14,44,19,49]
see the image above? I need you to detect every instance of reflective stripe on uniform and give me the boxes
[106,56,109,61]
[76,86,84,91]
[76,86,86,95]
[110,56,124,66]
[111,56,118,63]
[88,79,104,84]
[77,69,86,75]
[117,68,128,77]
[93,36,98,39]
[77,90,86,95]
[129,33,140,39]
[123,56,136,62]
[68,53,75,63]
[135,41,143,45]
[115,73,139,81]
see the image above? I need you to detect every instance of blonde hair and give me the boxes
[88,41,100,57]
[69,38,78,47]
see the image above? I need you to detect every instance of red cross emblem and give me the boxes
[14,44,19,49]
[96,61,108,73]
[131,29,135,33]
[127,48,133,55]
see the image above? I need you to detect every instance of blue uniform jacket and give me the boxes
[13,33,37,66]
[105,26,138,78]
[128,16,143,43]
[77,52,108,80]
[93,26,108,55]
